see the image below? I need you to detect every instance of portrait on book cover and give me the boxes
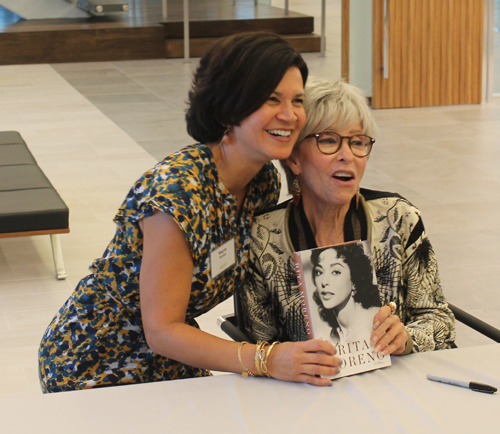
[301,241,381,347]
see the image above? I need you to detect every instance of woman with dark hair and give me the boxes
[38,32,341,392]
[310,244,380,346]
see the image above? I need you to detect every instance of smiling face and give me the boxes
[231,67,306,164]
[286,123,367,211]
[313,248,353,310]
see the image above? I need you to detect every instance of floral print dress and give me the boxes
[38,144,279,393]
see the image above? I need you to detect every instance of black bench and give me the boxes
[0,131,69,279]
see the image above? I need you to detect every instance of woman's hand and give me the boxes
[267,339,341,386]
[371,305,408,356]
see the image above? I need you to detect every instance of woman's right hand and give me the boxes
[267,339,340,386]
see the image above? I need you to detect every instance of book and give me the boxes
[294,240,391,379]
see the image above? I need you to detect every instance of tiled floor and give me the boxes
[1,0,499,396]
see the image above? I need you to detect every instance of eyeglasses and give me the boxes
[305,132,375,157]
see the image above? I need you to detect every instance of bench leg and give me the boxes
[50,234,67,280]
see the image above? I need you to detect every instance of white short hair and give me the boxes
[298,76,378,143]
[281,77,378,194]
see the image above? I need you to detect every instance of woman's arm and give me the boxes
[139,211,340,385]
[370,203,453,355]
[402,236,456,352]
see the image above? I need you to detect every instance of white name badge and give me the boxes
[210,239,236,279]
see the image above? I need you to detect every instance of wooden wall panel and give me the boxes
[372,0,483,109]
[408,0,419,107]
[389,3,400,108]
[372,0,383,104]
[428,0,440,106]
[341,0,350,81]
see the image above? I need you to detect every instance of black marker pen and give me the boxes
[427,374,497,394]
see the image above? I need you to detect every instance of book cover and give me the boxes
[294,240,391,379]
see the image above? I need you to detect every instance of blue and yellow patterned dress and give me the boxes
[38,144,279,393]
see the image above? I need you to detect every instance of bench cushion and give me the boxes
[0,189,69,233]
[0,165,53,192]
[0,131,69,235]
[0,144,38,166]
[0,131,25,145]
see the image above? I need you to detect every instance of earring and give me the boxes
[351,284,357,296]
[219,128,229,147]
[356,189,361,210]
[292,176,301,206]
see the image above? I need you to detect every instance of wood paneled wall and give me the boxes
[372,0,483,109]
[341,0,350,81]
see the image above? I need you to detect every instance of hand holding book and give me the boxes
[265,339,341,387]
[371,304,409,356]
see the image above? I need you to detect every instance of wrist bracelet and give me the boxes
[238,341,256,377]
[254,340,268,377]
[262,341,280,378]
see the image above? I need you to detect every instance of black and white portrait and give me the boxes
[301,241,380,347]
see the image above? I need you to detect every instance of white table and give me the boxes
[1,344,499,433]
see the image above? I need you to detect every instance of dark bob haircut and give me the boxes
[185,31,308,144]
[311,243,380,330]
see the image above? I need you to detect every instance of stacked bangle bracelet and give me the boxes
[238,341,256,377]
[237,340,281,378]
[261,341,279,377]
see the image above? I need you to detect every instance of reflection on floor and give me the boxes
[1,0,499,396]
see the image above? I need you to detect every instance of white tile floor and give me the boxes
[1,0,499,396]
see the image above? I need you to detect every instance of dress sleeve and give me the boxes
[113,160,207,255]
[402,219,456,352]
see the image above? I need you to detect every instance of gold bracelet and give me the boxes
[254,340,268,377]
[238,341,256,377]
[261,341,280,377]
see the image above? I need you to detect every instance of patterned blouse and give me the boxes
[240,189,456,352]
[39,144,279,393]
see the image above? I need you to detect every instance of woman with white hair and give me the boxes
[240,77,456,383]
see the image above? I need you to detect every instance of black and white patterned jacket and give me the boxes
[240,189,456,352]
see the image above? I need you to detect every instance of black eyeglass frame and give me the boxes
[304,132,375,157]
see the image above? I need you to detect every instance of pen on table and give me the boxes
[427,374,497,394]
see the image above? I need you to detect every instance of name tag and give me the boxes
[210,239,236,279]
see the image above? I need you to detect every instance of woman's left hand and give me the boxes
[370,305,408,356]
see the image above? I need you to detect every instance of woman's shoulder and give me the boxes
[141,144,215,189]
[361,188,421,219]
[151,144,214,178]
[115,144,216,223]
[361,188,426,251]
[361,188,418,209]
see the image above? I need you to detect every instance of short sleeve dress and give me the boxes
[38,144,279,393]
